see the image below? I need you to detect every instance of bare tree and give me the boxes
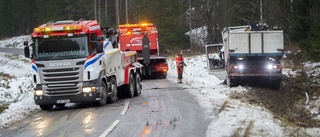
[94,0,97,20]
[115,0,120,26]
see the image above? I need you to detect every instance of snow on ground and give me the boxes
[166,55,287,136]
[0,35,31,48]
[0,36,319,136]
[0,53,39,128]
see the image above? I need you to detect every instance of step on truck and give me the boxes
[24,19,143,110]
[118,23,168,78]
[205,25,284,89]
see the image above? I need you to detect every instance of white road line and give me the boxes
[99,120,120,137]
[120,100,130,115]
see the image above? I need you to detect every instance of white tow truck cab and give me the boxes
[24,19,143,110]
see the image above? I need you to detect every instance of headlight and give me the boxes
[34,90,44,96]
[267,64,277,69]
[234,65,244,69]
[83,87,97,93]
[239,65,244,69]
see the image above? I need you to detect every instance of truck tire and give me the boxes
[125,73,135,98]
[134,74,142,96]
[107,77,118,103]
[270,79,281,89]
[40,105,53,110]
[94,81,108,106]
[163,75,167,79]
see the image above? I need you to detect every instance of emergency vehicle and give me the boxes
[24,19,143,110]
[118,23,168,78]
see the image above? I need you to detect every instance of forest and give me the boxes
[0,0,319,61]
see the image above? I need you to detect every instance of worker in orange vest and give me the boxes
[176,50,187,84]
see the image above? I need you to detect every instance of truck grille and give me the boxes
[41,67,81,96]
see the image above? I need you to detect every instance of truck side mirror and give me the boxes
[23,41,30,58]
[23,41,28,46]
[91,41,103,53]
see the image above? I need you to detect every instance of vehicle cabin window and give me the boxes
[90,33,97,53]
[90,33,97,41]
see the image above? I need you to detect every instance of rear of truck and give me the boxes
[118,23,168,78]
[225,31,284,88]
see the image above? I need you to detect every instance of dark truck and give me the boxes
[206,26,284,89]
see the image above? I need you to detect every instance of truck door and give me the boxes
[205,44,226,80]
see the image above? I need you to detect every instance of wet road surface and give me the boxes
[0,79,209,137]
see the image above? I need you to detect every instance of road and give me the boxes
[0,47,25,55]
[0,47,209,137]
[0,79,209,137]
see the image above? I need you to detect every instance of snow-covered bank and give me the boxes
[0,36,30,48]
[167,55,320,136]
[166,55,286,136]
[0,53,38,127]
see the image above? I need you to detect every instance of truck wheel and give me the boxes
[107,77,118,103]
[270,79,281,89]
[40,105,53,110]
[134,74,142,96]
[55,104,65,108]
[94,81,108,106]
[125,73,135,98]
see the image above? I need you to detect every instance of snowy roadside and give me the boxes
[0,53,39,128]
[0,36,30,48]
[166,55,320,136]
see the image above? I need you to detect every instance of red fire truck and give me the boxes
[118,23,168,78]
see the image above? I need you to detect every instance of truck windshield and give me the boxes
[33,36,89,61]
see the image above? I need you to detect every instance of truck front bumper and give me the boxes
[230,72,282,81]
[230,73,282,77]
[34,92,100,105]
[33,79,103,105]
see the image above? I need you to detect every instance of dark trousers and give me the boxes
[177,67,184,79]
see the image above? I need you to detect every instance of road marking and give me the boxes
[121,100,130,115]
[99,120,120,137]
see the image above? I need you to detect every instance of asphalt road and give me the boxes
[0,48,209,137]
[0,47,25,55]
[0,79,209,137]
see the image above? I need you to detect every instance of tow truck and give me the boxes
[24,19,143,110]
[118,23,168,78]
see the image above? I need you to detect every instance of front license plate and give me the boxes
[56,99,70,104]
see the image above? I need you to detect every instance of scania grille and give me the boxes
[42,67,81,96]
[46,83,79,95]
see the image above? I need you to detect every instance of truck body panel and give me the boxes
[118,31,158,52]
[227,31,284,56]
